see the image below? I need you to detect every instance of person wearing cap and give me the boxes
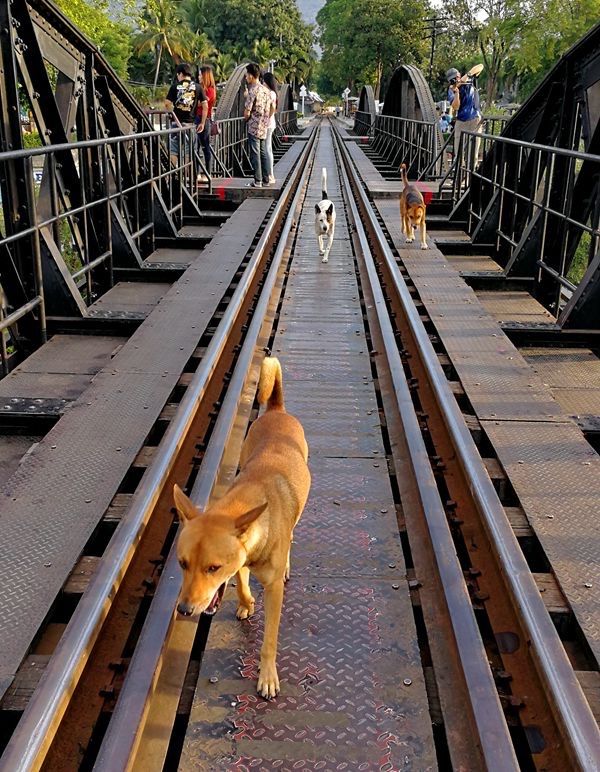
[446,66,483,165]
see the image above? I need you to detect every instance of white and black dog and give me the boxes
[315,168,336,263]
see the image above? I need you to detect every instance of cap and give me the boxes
[446,68,459,82]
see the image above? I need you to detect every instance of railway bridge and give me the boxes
[0,2,599,769]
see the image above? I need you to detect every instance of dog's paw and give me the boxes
[405,237,414,243]
[236,597,255,620]
[420,242,429,250]
[321,255,328,263]
[257,661,280,699]
[319,248,325,256]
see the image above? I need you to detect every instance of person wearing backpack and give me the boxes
[243,62,271,188]
[165,63,208,165]
[446,65,483,166]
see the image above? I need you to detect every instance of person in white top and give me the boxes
[263,72,278,185]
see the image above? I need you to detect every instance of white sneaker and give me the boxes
[247,181,262,188]
[268,175,276,184]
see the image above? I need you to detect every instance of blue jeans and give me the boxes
[247,133,269,184]
[169,125,192,157]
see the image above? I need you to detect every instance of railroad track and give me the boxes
[0,118,598,771]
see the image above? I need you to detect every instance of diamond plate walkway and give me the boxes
[179,125,436,769]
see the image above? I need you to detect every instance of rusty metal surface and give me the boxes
[0,199,271,700]
[477,290,556,324]
[523,347,600,388]
[443,254,503,274]
[181,579,433,771]
[481,419,600,662]
[523,347,600,418]
[181,126,435,770]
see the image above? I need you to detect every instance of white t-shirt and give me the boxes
[268,90,277,130]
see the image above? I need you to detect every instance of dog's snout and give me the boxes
[177,601,194,616]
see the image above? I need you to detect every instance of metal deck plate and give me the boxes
[87,282,171,319]
[444,254,503,273]
[0,335,124,404]
[0,200,272,699]
[523,348,600,388]
[181,126,435,769]
[0,437,40,488]
[482,419,600,661]
[477,291,556,325]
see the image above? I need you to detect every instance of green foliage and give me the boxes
[53,0,132,78]
[317,0,429,98]
[183,0,314,80]
[434,0,600,105]
[508,0,600,98]
[22,130,42,149]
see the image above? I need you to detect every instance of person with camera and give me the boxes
[446,65,483,165]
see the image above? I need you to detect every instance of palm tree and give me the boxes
[135,0,187,93]
[179,27,213,64]
[211,52,237,83]
[251,38,274,69]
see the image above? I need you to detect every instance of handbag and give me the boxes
[210,120,220,137]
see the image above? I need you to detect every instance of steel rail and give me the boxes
[0,129,316,772]
[333,125,600,769]
[333,129,519,770]
[92,126,319,772]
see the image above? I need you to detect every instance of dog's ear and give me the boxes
[234,502,268,534]
[315,203,320,215]
[173,484,200,523]
[326,203,334,218]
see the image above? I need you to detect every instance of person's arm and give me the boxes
[244,86,253,121]
[449,85,460,112]
[165,84,176,113]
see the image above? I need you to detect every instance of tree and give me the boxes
[437,0,522,106]
[318,0,429,99]
[508,0,600,98]
[53,0,132,78]
[184,0,313,67]
[135,0,191,91]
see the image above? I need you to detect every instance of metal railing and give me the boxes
[425,115,510,184]
[453,130,600,321]
[353,110,373,136]
[0,124,209,371]
[362,114,440,178]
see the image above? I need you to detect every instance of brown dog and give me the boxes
[399,163,428,250]
[174,356,310,698]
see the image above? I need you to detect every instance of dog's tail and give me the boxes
[321,167,328,200]
[400,163,409,187]
[257,356,285,411]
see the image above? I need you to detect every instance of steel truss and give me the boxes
[453,22,600,330]
[0,0,203,357]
